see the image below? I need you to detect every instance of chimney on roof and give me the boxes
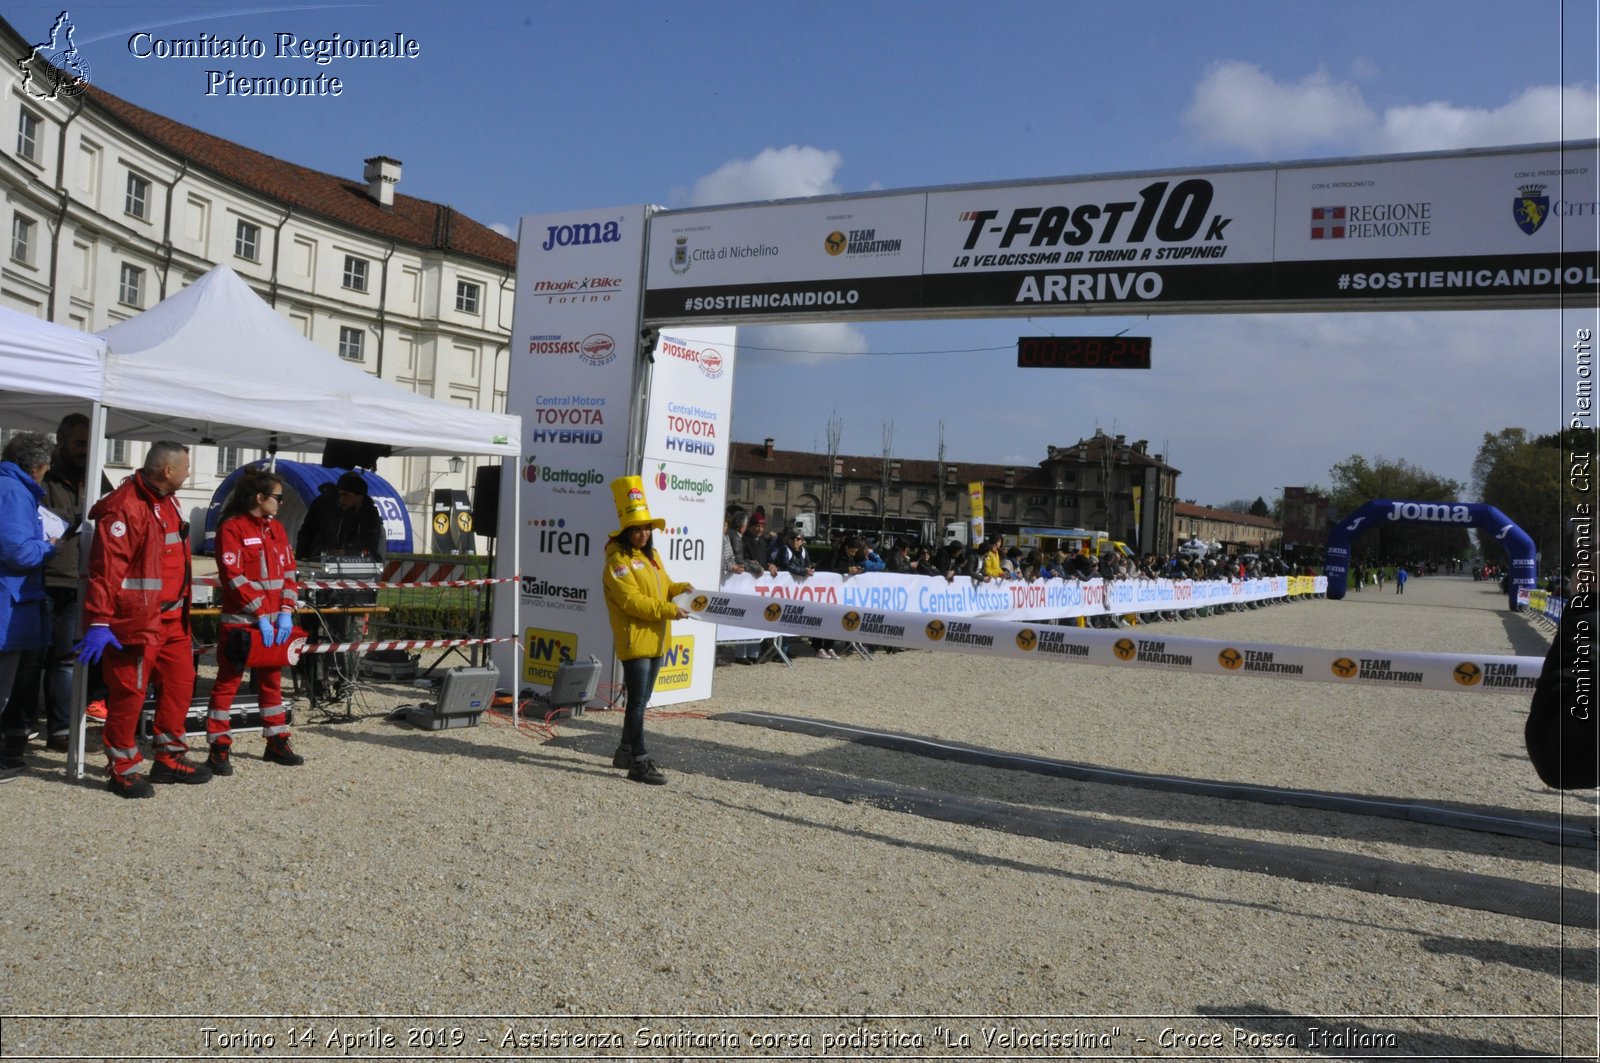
[363,156,402,209]
[763,438,774,460]
[1133,439,1148,455]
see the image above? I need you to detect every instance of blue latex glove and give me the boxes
[275,612,294,644]
[258,615,278,648]
[74,626,122,664]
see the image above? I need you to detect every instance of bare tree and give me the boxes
[823,407,843,540]
[934,420,947,541]
[879,419,894,542]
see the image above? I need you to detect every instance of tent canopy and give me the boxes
[0,305,107,432]
[95,265,519,457]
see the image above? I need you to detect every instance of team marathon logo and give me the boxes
[1217,646,1303,675]
[1456,661,1534,689]
[20,13,91,100]
[1329,656,1424,685]
[1111,637,1192,668]
[1514,184,1549,235]
[823,228,904,257]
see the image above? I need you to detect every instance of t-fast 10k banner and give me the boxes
[642,141,1599,323]
[493,206,647,693]
[638,327,737,704]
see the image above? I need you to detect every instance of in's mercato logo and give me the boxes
[1514,183,1549,235]
[541,218,622,251]
[21,12,91,99]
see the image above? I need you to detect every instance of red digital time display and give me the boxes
[1016,336,1152,369]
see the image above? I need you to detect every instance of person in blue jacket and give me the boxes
[0,432,59,779]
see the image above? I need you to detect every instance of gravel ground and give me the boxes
[1,575,1595,1060]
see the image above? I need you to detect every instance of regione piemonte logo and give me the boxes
[1310,206,1346,240]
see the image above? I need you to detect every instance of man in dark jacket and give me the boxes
[295,471,385,560]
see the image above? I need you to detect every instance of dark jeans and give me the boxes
[619,655,662,760]
[44,587,91,737]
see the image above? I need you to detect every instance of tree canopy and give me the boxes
[1327,454,1469,562]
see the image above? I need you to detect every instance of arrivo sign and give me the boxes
[1016,336,1152,369]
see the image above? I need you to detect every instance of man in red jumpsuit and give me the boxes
[76,441,210,797]
[206,467,303,774]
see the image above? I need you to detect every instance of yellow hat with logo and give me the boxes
[609,475,666,539]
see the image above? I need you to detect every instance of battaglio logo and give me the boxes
[522,456,604,488]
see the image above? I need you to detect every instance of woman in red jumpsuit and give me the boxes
[207,468,303,774]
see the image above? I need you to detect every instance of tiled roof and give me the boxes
[84,85,516,269]
[1173,500,1278,529]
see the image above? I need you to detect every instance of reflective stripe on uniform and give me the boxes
[220,612,255,626]
[164,532,182,545]
[121,577,162,590]
[151,730,187,754]
[207,709,232,723]
[261,721,290,738]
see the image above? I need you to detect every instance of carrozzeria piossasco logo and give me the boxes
[526,333,616,366]
[658,335,724,379]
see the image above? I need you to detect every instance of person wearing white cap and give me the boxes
[601,476,691,785]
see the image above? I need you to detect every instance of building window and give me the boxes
[217,446,243,475]
[342,254,369,292]
[11,215,35,264]
[125,172,150,220]
[16,109,40,162]
[106,438,129,466]
[118,263,144,307]
[455,279,480,314]
[234,219,260,261]
[773,479,787,491]
[338,326,364,361]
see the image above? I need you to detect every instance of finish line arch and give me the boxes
[1323,499,1536,609]
[494,139,1597,700]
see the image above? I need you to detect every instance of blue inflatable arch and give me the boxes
[1324,498,1535,609]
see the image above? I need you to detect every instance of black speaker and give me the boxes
[321,438,391,470]
[473,464,502,540]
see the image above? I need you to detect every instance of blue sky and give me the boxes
[10,0,1597,507]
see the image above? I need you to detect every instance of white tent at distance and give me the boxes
[96,265,518,457]
[0,305,106,431]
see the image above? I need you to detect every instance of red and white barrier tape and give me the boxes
[192,575,518,590]
[299,635,515,655]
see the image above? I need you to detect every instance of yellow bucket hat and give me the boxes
[609,475,666,539]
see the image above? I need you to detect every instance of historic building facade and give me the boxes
[1171,501,1281,555]
[727,430,1181,552]
[0,14,515,536]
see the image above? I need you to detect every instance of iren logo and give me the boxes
[542,219,622,251]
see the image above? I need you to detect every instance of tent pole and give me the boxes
[67,402,109,782]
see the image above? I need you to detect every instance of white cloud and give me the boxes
[687,145,844,206]
[488,221,513,238]
[1184,60,1600,155]
[737,322,870,366]
[1184,61,1374,156]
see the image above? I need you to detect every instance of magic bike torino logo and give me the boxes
[1514,184,1549,235]
[1452,661,1483,687]
[1014,628,1038,652]
[1112,638,1138,661]
[1218,647,1243,670]
[20,12,91,100]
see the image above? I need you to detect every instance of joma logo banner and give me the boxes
[1386,502,1472,523]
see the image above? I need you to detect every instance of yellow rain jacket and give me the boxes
[601,543,692,660]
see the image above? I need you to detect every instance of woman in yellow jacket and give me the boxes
[601,476,691,785]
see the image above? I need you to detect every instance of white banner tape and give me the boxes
[685,588,1543,695]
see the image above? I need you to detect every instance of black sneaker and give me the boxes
[45,733,69,753]
[107,771,155,799]
[264,737,304,766]
[150,753,213,784]
[206,745,234,777]
[627,758,666,785]
[611,744,634,769]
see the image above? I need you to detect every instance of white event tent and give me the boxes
[0,265,523,779]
